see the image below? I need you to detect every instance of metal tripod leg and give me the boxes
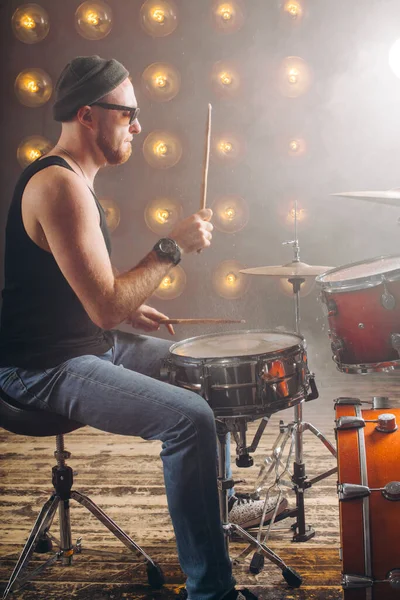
[71,491,157,568]
[216,421,302,587]
[2,495,60,599]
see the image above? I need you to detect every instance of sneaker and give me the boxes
[228,492,288,529]
[176,587,257,600]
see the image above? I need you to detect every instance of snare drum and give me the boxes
[316,255,400,373]
[165,330,311,419]
[335,399,400,599]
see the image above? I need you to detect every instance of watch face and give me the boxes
[160,238,175,253]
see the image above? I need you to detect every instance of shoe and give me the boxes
[175,587,257,600]
[228,492,288,529]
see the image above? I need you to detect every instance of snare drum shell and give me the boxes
[336,405,400,600]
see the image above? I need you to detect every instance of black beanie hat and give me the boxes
[53,55,129,122]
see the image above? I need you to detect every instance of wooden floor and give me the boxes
[1,368,400,600]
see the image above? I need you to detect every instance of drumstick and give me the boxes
[200,103,212,211]
[159,318,245,325]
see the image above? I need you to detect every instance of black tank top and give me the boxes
[0,156,112,368]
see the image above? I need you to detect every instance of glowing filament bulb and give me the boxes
[289,140,299,152]
[219,5,233,20]
[21,14,36,29]
[288,68,299,84]
[161,275,173,289]
[287,2,300,17]
[155,74,167,87]
[220,71,232,85]
[152,8,165,22]
[156,208,170,223]
[224,207,236,220]
[28,148,41,161]
[86,10,100,24]
[289,207,305,221]
[226,272,237,285]
[219,141,233,154]
[154,141,168,156]
[26,79,39,93]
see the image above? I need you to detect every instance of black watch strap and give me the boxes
[153,238,181,266]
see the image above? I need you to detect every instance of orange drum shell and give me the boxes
[336,405,400,600]
[323,279,400,364]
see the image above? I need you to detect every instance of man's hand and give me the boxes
[126,304,175,335]
[169,208,213,254]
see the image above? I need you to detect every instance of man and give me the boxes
[0,56,279,600]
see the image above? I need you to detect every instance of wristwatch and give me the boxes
[153,238,181,265]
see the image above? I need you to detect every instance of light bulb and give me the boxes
[140,0,178,37]
[211,61,241,98]
[283,1,303,19]
[17,135,53,168]
[152,8,165,22]
[288,137,306,157]
[153,265,186,299]
[278,56,312,97]
[288,68,299,84]
[12,4,50,44]
[145,197,183,233]
[219,141,233,154]
[142,62,181,102]
[213,260,250,299]
[288,207,306,222]
[156,208,170,223]
[75,1,113,40]
[15,68,53,107]
[213,195,248,233]
[215,133,245,164]
[143,131,182,169]
[226,272,237,285]
[211,0,245,33]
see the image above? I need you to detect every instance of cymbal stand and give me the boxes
[256,204,337,543]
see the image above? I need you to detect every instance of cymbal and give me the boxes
[332,190,400,208]
[240,261,332,278]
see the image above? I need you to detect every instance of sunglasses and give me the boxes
[90,102,140,125]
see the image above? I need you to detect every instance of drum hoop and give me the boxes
[168,329,305,364]
[316,254,400,292]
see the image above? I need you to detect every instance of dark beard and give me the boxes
[96,132,132,165]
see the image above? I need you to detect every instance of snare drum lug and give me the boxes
[159,364,170,382]
[331,337,344,357]
[382,481,400,501]
[336,416,365,430]
[342,574,373,590]
[338,483,370,501]
[388,569,400,589]
[334,397,362,407]
[327,298,338,317]
[391,333,400,357]
[381,285,396,310]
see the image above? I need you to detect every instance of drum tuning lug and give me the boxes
[375,413,398,433]
[342,574,373,589]
[391,333,400,357]
[388,569,400,589]
[382,481,400,501]
[327,299,338,317]
[334,397,362,407]
[336,416,365,430]
[331,337,344,358]
[381,286,396,310]
[371,396,391,409]
[338,483,370,501]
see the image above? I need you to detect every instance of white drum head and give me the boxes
[170,330,303,359]
[319,255,400,284]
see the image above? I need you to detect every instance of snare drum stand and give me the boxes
[216,418,302,588]
[256,231,337,544]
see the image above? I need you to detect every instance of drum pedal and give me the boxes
[235,455,253,468]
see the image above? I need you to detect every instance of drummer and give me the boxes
[0,56,283,600]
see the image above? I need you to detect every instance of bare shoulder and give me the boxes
[23,163,96,218]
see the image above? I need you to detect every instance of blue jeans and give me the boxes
[0,330,235,600]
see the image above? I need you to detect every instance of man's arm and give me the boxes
[29,168,212,329]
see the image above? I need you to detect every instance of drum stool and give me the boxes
[0,388,164,599]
